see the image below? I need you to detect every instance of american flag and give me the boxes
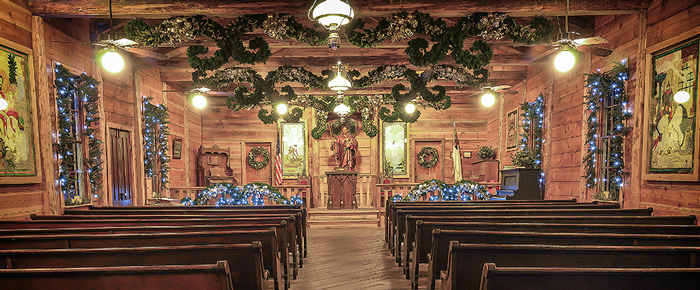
[274,134,283,185]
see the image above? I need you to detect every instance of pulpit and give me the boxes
[326,169,358,209]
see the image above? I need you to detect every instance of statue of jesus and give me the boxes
[331,126,359,170]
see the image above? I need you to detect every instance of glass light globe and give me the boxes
[333,103,351,117]
[101,50,124,73]
[0,99,7,111]
[310,0,354,29]
[405,103,416,114]
[554,49,576,72]
[481,92,496,107]
[674,90,691,103]
[276,103,288,115]
[329,73,351,94]
[191,93,207,109]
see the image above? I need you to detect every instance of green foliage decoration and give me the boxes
[417,146,439,168]
[54,64,103,204]
[477,146,495,160]
[143,96,171,192]
[519,94,545,169]
[7,54,17,84]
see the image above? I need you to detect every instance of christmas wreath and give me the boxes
[417,146,439,168]
[247,146,270,170]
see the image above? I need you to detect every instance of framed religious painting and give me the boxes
[642,34,700,181]
[280,121,307,177]
[172,138,182,159]
[0,37,41,184]
[381,121,409,178]
[506,108,519,151]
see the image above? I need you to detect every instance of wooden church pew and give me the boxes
[0,229,285,290]
[0,221,292,289]
[0,243,267,290]
[408,220,700,288]
[438,242,700,290]
[421,229,700,290]
[0,261,235,290]
[30,213,304,272]
[478,263,700,290]
[393,208,655,266]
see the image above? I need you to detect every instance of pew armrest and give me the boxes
[263,270,270,279]
[440,270,448,280]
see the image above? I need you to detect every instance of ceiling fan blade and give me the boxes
[578,45,614,57]
[530,47,559,62]
[573,36,609,46]
[492,85,512,91]
[500,90,519,95]
[124,47,170,60]
[50,41,96,45]
[207,91,236,97]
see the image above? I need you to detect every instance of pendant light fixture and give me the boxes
[481,90,496,107]
[333,95,351,118]
[309,0,354,50]
[328,60,352,94]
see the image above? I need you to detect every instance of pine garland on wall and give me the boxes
[142,96,171,192]
[54,64,103,205]
[583,62,632,200]
[518,94,545,169]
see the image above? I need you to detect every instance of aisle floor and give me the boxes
[290,227,426,290]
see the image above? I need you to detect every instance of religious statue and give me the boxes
[331,126,359,170]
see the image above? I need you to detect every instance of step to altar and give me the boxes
[307,208,381,228]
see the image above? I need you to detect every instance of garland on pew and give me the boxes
[180,182,303,206]
[143,96,171,192]
[583,62,631,200]
[54,64,103,205]
[397,179,489,201]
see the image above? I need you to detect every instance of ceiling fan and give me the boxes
[467,82,519,107]
[530,0,613,70]
[52,0,168,65]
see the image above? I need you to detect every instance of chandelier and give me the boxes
[309,0,354,50]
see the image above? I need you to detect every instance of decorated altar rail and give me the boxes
[376,179,494,209]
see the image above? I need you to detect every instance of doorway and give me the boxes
[244,141,273,184]
[109,128,133,206]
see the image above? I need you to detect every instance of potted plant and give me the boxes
[511,149,536,168]
[477,146,496,160]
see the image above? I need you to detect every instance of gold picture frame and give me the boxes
[0,36,41,184]
[380,121,410,178]
[279,120,308,177]
[642,33,700,182]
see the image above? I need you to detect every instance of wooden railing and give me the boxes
[276,185,312,207]
[376,183,420,209]
[169,186,207,201]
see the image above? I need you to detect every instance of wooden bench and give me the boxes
[424,229,700,290]
[479,263,700,290]
[439,242,700,290]
[0,261,235,290]
[0,221,292,289]
[393,208,655,266]
[0,243,267,290]
[384,199,579,242]
[71,206,308,258]
[31,213,303,275]
[0,229,285,290]
[409,220,700,289]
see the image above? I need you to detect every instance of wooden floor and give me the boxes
[291,227,421,290]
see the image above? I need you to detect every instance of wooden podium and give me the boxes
[326,169,358,209]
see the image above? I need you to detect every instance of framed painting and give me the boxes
[506,108,519,151]
[381,121,409,178]
[280,121,307,177]
[642,34,700,181]
[172,138,182,159]
[0,37,41,184]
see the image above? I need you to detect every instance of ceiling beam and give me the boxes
[30,0,650,18]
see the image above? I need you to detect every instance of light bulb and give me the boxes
[0,99,7,111]
[405,103,416,114]
[481,92,496,107]
[276,103,288,115]
[333,103,351,117]
[191,93,207,109]
[554,49,576,72]
[328,72,351,94]
[101,50,124,73]
[674,90,691,103]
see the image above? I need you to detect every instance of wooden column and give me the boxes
[132,70,145,206]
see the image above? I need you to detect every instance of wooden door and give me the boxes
[109,128,133,206]
[414,140,444,183]
[244,142,273,184]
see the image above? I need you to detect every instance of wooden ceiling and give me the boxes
[29,0,651,102]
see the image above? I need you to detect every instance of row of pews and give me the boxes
[384,199,700,290]
[0,205,308,290]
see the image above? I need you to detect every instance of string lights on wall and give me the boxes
[142,96,171,192]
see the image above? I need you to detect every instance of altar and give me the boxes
[326,169,358,209]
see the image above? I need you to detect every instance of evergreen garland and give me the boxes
[143,97,171,192]
[180,181,302,206]
[583,62,632,200]
[399,179,490,201]
[54,64,103,205]
[519,94,545,169]
[7,54,17,84]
